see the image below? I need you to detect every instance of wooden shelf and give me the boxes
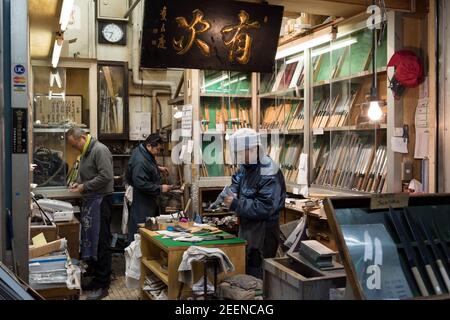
[200,92,252,98]
[168,96,184,105]
[142,258,169,285]
[311,124,387,132]
[259,92,304,100]
[201,211,235,216]
[259,129,304,135]
[198,177,231,188]
[313,67,387,88]
[259,86,305,98]
[33,127,89,133]
[142,290,154,300]
[309,184,371,196]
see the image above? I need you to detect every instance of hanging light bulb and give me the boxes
[368,100,383,121]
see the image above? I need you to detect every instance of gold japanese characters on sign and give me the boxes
[173,9,211,56]
[171,9,260,64]
[158,6,168,49]
[143,1,283,72]
[221,10,260,65]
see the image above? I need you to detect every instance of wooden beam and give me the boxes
[250,0,416,18]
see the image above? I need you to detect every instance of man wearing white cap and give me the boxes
[221,128,286,279]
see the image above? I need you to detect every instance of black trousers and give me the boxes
[89,195,112,289]
[246,223,280,279]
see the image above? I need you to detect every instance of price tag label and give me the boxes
[370,193,409,210]
[313,128,324,135]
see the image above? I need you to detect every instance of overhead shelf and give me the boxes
[168,96,185,105]
[198,176,231,188]
[33,127,89,133]
[200,92,252,98]
[313,67,387,88]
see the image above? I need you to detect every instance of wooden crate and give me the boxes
[264,257,346,300]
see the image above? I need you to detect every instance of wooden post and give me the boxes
[386,11,403,193]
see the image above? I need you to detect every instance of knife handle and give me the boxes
[425,264,443,295]
[436,259,450,292]
[412,266,429,296]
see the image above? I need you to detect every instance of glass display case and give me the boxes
[97,61,129,139]
[325,195,450,300]
[199,70,253,177]
[32,65,92,188]
[259,42,306,186]
[310,27,388,193]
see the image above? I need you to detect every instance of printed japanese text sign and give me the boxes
[141,0,284,73]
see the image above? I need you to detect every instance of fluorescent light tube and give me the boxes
[49,69,62,88]
[52,37,63,68]
[276,33,332,60]
[201,74,229,90]
[311,38,357,57]
[60,0,74,31]
[222,76,247,87]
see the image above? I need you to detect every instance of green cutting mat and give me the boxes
[154,232,246,248]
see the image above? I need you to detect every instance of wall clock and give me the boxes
[98,20,127,45]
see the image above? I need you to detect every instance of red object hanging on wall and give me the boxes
[387,50,424,88]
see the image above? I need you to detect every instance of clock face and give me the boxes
[102,23,124,43]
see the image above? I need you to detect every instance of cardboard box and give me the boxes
[29,238,67,259]
[56,218,80,260]
[30,223,58,242]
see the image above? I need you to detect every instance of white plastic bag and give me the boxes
[124,233,141,289]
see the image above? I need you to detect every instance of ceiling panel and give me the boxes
[29,0,61,59]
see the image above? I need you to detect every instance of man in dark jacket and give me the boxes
[222,128,285,279]
[127,133,172,242]
[67,127,114,300]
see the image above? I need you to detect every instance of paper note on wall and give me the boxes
[129,112,151,140]
[391,137,408,154]
[181,104,193,137]
[414,128,429,159]
[415,98,428,128]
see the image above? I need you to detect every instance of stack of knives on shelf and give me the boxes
[261,102,304,131]
[286,102,304,130]
[314,133,387,193]
[387,207,450,297]
[312,91,358,129]
[266,139,303,184]
[202,102,251,132]
[280,139,303,183]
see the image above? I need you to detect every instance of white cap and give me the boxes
[229,128,260,152]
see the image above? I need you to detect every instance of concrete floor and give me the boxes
[81,253,140,300]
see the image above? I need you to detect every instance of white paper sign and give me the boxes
[129,112,151,141]
[313,128,324,135]
[414,128,429,159]
[415,98,428,128]
[391,137,408,154]
[181,104,193,137]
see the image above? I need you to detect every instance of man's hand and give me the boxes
[158,166,169,175]
[69,183,84,193]
[161,184,173,193]
[223,195,235,208]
